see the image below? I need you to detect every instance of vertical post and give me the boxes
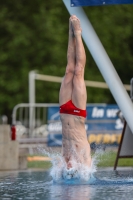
[130,78,133,100]
[29,70,36,105]
[29,71,36,136]
[63,0,133,133]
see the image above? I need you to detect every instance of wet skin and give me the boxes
[60,113,91,168]
[59,15,91,169]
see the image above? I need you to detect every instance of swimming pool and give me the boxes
[0,169,133,200]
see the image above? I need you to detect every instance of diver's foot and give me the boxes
[71,15,82,36]
[69,17,74,36]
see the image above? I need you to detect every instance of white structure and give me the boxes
[29,71,130,104]
[12,103,59,137]
[62,0,133,133]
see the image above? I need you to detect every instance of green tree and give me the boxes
[0,1,133,122]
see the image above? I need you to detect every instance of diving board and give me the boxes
[71,0,133,6]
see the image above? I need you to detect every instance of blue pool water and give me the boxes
[0,169,133,200]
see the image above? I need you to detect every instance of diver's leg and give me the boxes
[71,16,91,168]
[71,16,87,110]
[59,17,76,105]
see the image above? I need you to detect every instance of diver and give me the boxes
[59,15,92,177]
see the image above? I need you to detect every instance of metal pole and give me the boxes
[29,71,36,136]
[63,0,133,133]
[130,78,133,100]
[35,73,130,90]
[29,71,36,104]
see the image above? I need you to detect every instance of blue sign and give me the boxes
[47,104,123,146]
[47,134,62,146]
[71,0,133,6]
[86,105,123,133]
[47,106,60,121]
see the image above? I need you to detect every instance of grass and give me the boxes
[27,151,133,169]
[95,151,133,167]
[28,161,52,169]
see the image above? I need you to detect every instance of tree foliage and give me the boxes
[0,1,133,121]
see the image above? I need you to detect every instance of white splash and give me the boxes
[38,146,99,182]
[51,157,97,183]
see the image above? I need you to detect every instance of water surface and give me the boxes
[0,170,133,200]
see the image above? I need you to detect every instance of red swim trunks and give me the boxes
[60,100,87,118]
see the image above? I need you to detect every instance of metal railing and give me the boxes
[12,103,59,139]
[0,115,8,124]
